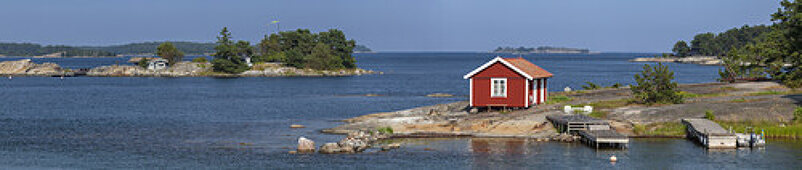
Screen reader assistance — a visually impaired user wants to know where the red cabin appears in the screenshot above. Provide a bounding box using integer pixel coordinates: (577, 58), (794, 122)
(463, 57), (553, 108)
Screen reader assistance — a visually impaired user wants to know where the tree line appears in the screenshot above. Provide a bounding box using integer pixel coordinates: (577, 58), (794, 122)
(713, 0), (802, 87)
(0, 43), (114, 57)
(0, 41), (215, 57)
(209, 27), (358, 73)
(672, 25), (772, 57)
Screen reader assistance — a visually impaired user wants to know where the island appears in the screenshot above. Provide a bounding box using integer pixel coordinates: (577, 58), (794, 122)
(353, 45), (373, 53)
(493, 46), (591, 54)
(0, 28), (379, 77)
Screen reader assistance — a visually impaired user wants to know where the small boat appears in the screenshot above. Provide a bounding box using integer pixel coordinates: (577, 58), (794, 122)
(735, 127), (765, 148)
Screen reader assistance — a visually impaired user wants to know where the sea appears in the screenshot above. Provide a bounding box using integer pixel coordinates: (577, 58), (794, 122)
(0, 53), (799, 169)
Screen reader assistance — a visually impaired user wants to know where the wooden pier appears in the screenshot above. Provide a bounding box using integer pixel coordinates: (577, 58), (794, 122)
(547, 114), (628, 149)
(681, 118), (736, 149)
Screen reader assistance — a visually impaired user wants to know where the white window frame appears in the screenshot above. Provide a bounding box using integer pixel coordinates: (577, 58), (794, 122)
(491, 78), (507, 97)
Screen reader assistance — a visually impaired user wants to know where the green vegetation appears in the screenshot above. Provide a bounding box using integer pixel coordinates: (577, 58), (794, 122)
(545, 95), (572, 104)
(156, 42), (184, 65)
(353, 45), (372, 53)
(710, 0), (802, 87)
(137, 58), (150, 68)
(633, 122), (686, 136)
(0, 42), (215, 57)
(672, 40), (691, 57)
(0, 43), (114, 57)
(677, 25), (771, 57)
(704, 110), (715, 121)
(588, 98), (634, 109)
(748, 90), (784, 96)
(256, 29), (357, 70)
(581, 82), (600, 90)
(718, 121), (802, 138)
(631, 63), (684, 105)
(493, 46), (590, 54)
(587, 111), (608, 119)
(192, 57), (208, 63)
(377, 127), (394, 134)
(84, 41), (215, 55)
(794, 107), (802, 124)
(211, 27), (251, 74)
(729, 98), (748, 103)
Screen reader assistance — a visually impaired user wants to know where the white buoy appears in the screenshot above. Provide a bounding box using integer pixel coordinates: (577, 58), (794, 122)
(610, 155), (617, 162)
(8, 76), (11, 79)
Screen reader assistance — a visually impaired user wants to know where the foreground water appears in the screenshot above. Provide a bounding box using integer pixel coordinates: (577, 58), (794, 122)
(1, 53), (799, 168)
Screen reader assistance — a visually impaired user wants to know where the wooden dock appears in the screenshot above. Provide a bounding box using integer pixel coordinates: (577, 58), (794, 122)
(681, 118), (736, 149)
(547, 114), (628, 149)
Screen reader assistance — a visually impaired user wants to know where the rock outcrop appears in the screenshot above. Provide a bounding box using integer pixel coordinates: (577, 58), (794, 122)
(630, 56), (722, 65)
(0, 59), (67, 76)
(86, 62), (377, 77)
(87, 62), (212, 77)
(297, 137), (315, 153)
(318, 130), (391, 154)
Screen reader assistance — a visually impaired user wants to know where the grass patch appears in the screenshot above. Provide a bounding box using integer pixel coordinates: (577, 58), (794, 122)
(678, 91), (727, 99)
(377, 127), (394, 134)
(730, 98), (747, 103)
(587, 111), (608, 119)
(633, 122), (686, 136)
(545, 95), (572, 104)
(748, 90), (784, 96)
(717, 121), (802, 138)
(719, 86), (737, 91)
(588, 98), (634, 109)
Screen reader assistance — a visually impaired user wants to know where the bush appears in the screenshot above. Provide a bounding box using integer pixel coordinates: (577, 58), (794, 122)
(631, 63), (684, 105)
(192, 57), (208, 63)
(610, 83), (623, 88)
(581, 82), (600, 90)
(794, 107), (802, 124)
(211, 58), (249, 74)
(137, 58), (150, 68)
(377, 127), (393, 134)
(704, 110), (715, 121)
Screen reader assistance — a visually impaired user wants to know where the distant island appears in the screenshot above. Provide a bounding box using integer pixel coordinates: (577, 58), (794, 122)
(493, 46), (591, 54)
(353, 45), (372, 53)
(0, 41), (215, 57)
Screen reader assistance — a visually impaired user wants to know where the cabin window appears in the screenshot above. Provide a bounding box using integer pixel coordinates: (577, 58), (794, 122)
(491, 78), (506, 97)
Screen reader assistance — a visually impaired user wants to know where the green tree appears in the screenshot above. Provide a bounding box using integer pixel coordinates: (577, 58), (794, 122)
(211, 27), (249, 74)
(256, 29), (357, 69)
(672, 41), (691, 57)
(772, 0), (802, 87)
(631, 63), (684, 104)
(156, 42), (185, 65)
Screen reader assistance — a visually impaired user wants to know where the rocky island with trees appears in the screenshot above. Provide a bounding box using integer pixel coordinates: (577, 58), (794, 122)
(0, 27), (377, 77)
(493, 46), (591, 54)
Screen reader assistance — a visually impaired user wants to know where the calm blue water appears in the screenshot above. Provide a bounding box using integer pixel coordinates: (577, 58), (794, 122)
(1, 53), (799, 169)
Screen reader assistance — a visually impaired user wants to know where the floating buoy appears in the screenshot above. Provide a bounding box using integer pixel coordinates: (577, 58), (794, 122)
(7, 76), (11, 79)
(610, 155), (617, 162)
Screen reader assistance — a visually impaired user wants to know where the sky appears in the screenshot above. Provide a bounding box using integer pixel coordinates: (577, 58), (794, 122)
(0, 0), (782, 52)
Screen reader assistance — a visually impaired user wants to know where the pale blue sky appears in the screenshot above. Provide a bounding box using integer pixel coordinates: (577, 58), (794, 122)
(0, 0), (781, 52)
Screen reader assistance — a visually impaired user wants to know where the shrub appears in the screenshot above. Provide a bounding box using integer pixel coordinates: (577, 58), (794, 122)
(137, 58), (150, 68)
(377, 127), (394, 134)
(610, 83), (623, 88)
(192, 57), (208, 63)
(581, 82), (600, 90)
(704, 110), (715, 121)
(794, 107), (802, 124)
(631, 63), (684, 105)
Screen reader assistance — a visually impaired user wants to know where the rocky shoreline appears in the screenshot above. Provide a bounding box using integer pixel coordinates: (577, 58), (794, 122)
(630, 56), (722, 65)
(323, 81), (798, 140)
(0, 59), (378, 77)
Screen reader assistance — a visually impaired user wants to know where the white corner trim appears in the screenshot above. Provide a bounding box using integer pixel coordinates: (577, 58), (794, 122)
(463, 56), (534, 80)
(490, 78), (507, 97)
(469, 78), (474, 107)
